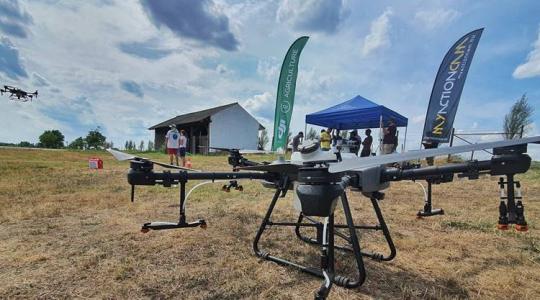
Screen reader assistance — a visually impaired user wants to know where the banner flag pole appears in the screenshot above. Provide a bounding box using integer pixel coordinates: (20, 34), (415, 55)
(421, 28), (484, 147)
(271, 36), (309, 153)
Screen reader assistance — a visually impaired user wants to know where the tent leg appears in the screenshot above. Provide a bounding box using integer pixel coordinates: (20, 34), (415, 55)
(379, 115), (383, 155)
(403, 126), (408, 153)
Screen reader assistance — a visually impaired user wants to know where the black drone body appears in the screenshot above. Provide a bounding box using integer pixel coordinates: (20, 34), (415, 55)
(1, 85), (38, 102)
(108, 136), (540, 300)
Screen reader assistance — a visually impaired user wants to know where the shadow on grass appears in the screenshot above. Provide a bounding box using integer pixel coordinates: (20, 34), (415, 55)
(255, 224), (470, 299)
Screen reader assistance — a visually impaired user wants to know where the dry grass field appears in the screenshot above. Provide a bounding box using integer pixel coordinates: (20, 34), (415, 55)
(1, 148), (539, 299)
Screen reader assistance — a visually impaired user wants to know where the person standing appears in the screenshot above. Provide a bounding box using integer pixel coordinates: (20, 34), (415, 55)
(361, 129), (373, 157)
(178, 130), (188, 167)
(332, 129), (343, 161)
(382, 119), (397, 155)
(292, 131), (303, 152)
(165, 124), (180, 166)
(320, 129), (331, 151)
(349, 130), (361, 155)
(422, 140), (439, 166)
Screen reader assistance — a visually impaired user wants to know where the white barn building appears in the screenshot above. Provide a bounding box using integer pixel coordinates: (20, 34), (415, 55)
(149, 103), (265, 154)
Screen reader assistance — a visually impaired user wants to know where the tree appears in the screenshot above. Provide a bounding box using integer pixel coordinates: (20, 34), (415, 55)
(139, 140), (145, 151)
(86, 128), (107, 149)
(124, 141), (129, 150)
(39, 130), (64, 148)
(18, 141), (33, 147)
(306, 127), (319, 140)
(147, 140), (154, 151)
(503, 94), (533, 139)
(258, 129), (269, 150)
(68, 137), (85, 150)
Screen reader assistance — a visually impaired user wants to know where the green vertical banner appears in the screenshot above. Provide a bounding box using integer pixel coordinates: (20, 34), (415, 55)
(271, 36), (309, 152)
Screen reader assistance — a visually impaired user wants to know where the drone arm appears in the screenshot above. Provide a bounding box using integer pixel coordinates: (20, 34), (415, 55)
(381, 154), (531, 182)
(381, 160), (490, 182)
(128, 168), (277, 187)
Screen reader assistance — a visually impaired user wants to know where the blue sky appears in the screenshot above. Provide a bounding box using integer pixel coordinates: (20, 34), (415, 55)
(0, 0), (539, 157)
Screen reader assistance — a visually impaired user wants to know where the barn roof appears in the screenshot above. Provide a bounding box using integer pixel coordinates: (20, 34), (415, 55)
(149, 102), (265, 130)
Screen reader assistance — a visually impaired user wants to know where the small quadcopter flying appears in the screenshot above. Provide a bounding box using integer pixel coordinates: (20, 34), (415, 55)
(1, 85), (38, 102)
(109, 136), (540, 299)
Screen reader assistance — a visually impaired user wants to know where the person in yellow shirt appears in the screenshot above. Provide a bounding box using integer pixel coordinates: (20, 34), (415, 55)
(320, 129), (331, 151)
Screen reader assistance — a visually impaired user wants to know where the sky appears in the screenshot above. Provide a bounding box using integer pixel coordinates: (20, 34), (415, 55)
(0, 0), (539, 158)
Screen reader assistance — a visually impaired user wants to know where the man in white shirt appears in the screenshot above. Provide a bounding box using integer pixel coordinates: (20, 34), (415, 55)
(178, 130), (188, 167)
(165, 124), (180, 166)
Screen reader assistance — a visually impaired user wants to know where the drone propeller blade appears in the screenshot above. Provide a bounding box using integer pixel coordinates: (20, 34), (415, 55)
(199, 145), (274, 154)
(151, 161), (201, 172)
(239, 149), (275, 154)
(211, 146), (237, 151)
(107, 148), (136, 161)
(106, 148), (200, 171)
(199, 145), (238, 151)
(328, 136), (540, 173)
(237, 163), (300, 173)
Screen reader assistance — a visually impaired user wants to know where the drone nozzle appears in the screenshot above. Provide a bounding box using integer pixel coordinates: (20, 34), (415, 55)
(515, 224), (528, 232)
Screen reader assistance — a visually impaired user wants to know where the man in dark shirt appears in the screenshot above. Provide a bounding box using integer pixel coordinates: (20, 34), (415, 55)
(422, 140), (439, 166)
(382, 119), (397, 154)
(361, 129), (373, 157)
(348, 130), (361, 155)
(292, 131), (303, 152)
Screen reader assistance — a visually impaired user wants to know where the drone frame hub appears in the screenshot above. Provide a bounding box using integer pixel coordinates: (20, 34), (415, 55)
(295, 167), (346, 217)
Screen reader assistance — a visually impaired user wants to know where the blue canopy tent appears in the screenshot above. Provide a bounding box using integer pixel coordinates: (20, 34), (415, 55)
(305, 95), (408, 152)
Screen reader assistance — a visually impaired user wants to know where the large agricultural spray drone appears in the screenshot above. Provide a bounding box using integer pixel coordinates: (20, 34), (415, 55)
(109, 136), (539, 299)
(1, 85), (38, 102)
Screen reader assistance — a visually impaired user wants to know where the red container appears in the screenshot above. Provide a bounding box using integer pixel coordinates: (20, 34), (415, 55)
(89, 157), (103, 169)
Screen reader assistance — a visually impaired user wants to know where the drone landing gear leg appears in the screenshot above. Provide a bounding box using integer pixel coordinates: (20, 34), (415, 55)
(296, 192), (396, 263)
(497, 175), (527, 232)
(315, 214), (335, 300)
(253, 189), (341, 299)
(253, 192), (367, 298)
(417, 180), (444, 218)
(142, 179), (206, 232)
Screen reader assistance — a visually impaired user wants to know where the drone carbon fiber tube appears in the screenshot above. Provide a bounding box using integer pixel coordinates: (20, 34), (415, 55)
(381, 160), (490, 182)
(128, 169), (277, 186)
(380, 154), (531, 182)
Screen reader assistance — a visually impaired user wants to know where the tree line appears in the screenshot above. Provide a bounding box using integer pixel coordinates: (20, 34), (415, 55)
(5, 125), (156, 152)
(5, 127), (108, 150)
(2, 94), (533, 151)
(124, 140), (155, 152)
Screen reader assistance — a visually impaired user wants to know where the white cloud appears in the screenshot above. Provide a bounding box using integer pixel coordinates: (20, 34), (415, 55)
(242, 91), (273, 114)
(215, 64), (229, 74)
(241, 92), (275, 135)
(412, 115), (425, 124)
(513, 27), (540, 79)
(414, 9), (460, 30)
(256, 58), (279, 81)
(6, 1), (222, 145)
(361, 8), (393, 57)
(276, 0), (348, 34)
